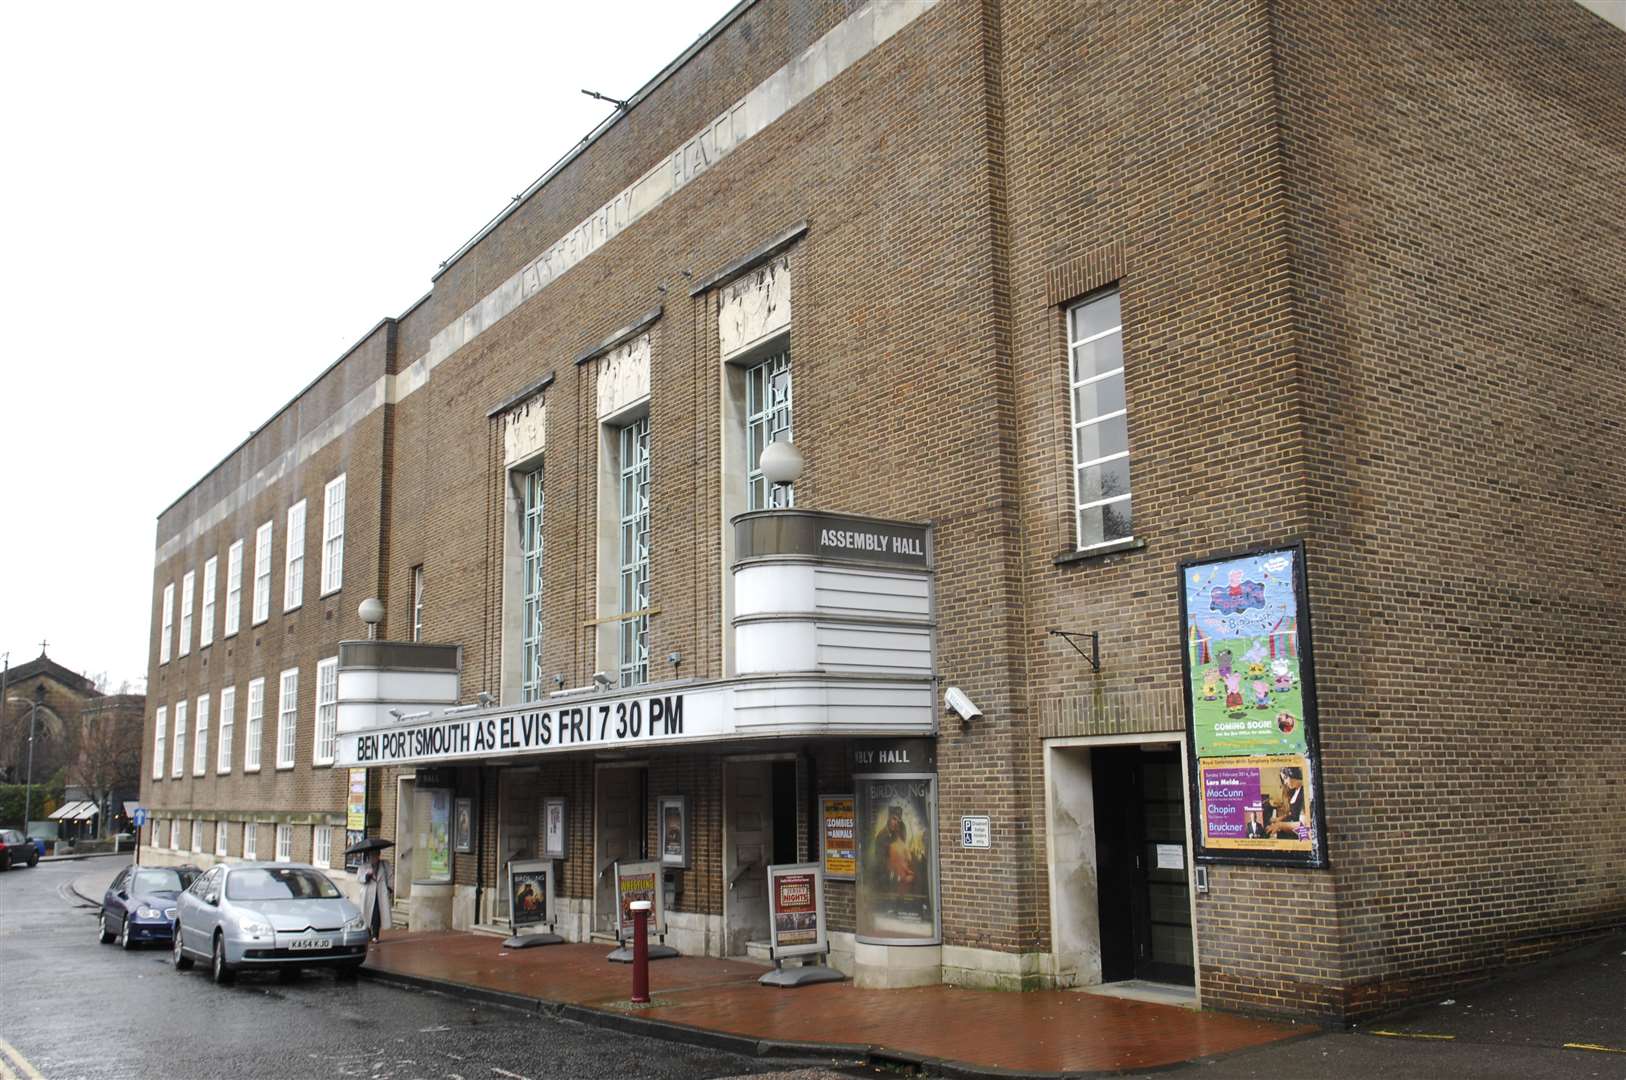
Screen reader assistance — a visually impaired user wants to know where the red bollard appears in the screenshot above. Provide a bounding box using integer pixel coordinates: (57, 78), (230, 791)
(630, 900), (651, 1004)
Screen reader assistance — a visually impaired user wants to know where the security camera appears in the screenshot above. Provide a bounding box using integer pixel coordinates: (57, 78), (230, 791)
(944, 686), (983, 722)
(477, 691), (497, 707)
(592, 671), (615, 689)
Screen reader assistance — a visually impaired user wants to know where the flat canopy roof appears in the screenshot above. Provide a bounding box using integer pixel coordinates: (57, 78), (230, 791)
(49, 800), (98, 821)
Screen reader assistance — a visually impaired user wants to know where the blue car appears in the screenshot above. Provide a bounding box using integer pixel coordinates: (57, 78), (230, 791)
(99, 864), (200, 949)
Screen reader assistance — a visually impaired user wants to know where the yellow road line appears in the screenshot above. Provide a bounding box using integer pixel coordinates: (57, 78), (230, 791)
(0, 1038), (43, 1080)
(1565, 1042), (1626, 1054)
(1369, 1030), (1456, 1041)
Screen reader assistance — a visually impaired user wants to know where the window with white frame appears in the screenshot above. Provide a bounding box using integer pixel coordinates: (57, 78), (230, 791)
(170, 700), (187, 778)
(243, 822), (258, 860)
(520, 469), (545, 701)
(192, 693), (210, 776)
(312, 825), (331, 869)
(224, 539), (243, 636)
(217, 686), (235, 773)
(151, 820), (162, 848)
(200, 556), (217, 648)
(160, 583), (174, 664)
(275, 823), (292, 863)
(169, 820), (181, 850)
(320, 474), (346, 595)
(245, 677), (264, 772)
(1067, 289), (1134, 550)
(215, 819), (228, 857)
(745, 350), (793, 510)
(411, 565), (425, 643)
(191, 819), (203, 854)
(152, 706), (167, 781)
(284, 499), (306, 611)
(618, 418), (650, 686)
(276, 668), (298, 769)
(314, 656), (337, 765)
(178, 570), (195, 657)
(252, 520), (273, 624)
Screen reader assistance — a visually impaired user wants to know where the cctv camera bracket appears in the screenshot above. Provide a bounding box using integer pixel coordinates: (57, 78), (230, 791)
(1047, 628), (1100, 673)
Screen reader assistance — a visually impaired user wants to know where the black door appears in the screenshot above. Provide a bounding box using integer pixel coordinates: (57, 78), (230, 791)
(1091, 746), (1195, 985)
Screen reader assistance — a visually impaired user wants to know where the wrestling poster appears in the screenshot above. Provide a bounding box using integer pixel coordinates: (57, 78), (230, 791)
(1180, 542), (1328, 868)
(768, 866), (822, 952)
(854, 776), (940, 944)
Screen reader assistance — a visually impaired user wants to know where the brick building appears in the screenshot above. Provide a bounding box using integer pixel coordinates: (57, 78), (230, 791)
(138, 0), (1625, 1021)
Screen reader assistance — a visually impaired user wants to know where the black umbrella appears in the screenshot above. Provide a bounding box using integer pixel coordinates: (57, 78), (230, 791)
(344, 836), (396, 856)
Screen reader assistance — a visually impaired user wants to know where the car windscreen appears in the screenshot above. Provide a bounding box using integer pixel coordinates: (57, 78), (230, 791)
(133, 869), (189, 894)
(225, 868), (341, 901)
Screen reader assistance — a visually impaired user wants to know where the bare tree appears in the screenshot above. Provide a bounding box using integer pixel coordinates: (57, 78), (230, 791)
(72, 705), (141, 835)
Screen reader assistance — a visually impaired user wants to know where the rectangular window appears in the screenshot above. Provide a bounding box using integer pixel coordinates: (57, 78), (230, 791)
(152, 706), (167, 781)
(216, 820), (228, 857)
(252, 520), (273, 625)
(217, 686), (235, 773)
(151, 820), (162, 849)
(245, 677), (264, 772)
(411, 565), (425, 643)
(746, 350), (794, 510)
(312, 826), (331, 869)
(284, 499), (306, 611)
(178, 571), (195, 657)
(191, 820), (203, 854)
(224, 540), (243, 636)
(171, 700), (188, 778)
(314, 656), (338, 765)
(170, 820), (181, 850)
(276, 667), (298, 769)
(618, 418), (650, 687)
(193, 693), (210, 776)
(321, 474), (346, 595)
(200, 556), (217, 648)
(1067, 289), (1132, 549)
(243, 822), (257, 861)
(275, 824), (292, 863)
(160, 583), (174, 664)
(521, 469), (545, 701)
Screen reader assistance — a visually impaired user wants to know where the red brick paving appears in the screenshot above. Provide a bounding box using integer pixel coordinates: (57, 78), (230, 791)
(367, 930), (1304, 1073)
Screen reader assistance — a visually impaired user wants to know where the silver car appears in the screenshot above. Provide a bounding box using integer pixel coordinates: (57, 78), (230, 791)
(172, 862), (369, 984)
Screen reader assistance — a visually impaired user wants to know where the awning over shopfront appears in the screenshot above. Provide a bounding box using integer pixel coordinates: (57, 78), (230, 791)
(49, 800), (99, 821)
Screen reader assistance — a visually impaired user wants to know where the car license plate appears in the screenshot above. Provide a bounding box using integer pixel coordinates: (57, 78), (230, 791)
(289, 937), (332, 951)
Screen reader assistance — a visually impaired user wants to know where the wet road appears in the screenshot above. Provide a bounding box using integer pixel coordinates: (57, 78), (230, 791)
(0, 857), (848, 1080)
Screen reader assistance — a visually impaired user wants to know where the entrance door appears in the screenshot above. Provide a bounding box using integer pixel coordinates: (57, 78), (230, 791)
(394, 777), (415, 902)
(594, 765), (645, 934)
(1091, 746), (1194, 985)
(723, 760), (771, 956)
(495, 769), (538, 922)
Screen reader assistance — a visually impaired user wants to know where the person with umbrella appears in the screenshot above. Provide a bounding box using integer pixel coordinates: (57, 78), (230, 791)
(348, 837), (395, 942)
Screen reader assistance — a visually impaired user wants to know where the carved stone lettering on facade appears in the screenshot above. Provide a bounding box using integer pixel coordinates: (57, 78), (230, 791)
(503, 395), (547, 467)
(720, 256), (792, 360)
(597, 333), (651, 419)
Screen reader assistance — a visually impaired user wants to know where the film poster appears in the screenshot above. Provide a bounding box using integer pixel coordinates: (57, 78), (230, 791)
(616, 861), (659, 939)
(771, 871), (819, 948)
(510, 863), (549, 929)
(854, 776), (938, 943)
(820, 796), (856, 880)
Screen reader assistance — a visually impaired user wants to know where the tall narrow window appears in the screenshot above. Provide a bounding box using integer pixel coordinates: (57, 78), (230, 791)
(200, 556), (217, 648)
(170, 700), (188, 778)
(411, 565), (426, 643)
(245, 677), (264, 772)
(217, 686), (235, 773)
(314, 656), (338, 765)
(1067, 289), (1133, 550)
(192, 693), (210, 776)
(191, 820), (203, 854)
(178, 571), (195, 657)
(521, 469), (545, 701)
(243, 822), (258, 861)
(159, 583), (174, 664)
(284, 499), (306, 611)
(275, 823), (293, 863)
(224, 539), (243, 636)
(152, 706), (167, 781)
(215, 820), (228, 857)
(276, 667), (298, 769)
(170, 820), (181, 850)
(618, 418), (651, 686)
(252, 520), (273, 625)
(312, 826), (331, 869)
(321, 474), (346, 595)
(746, 350), (793, 510)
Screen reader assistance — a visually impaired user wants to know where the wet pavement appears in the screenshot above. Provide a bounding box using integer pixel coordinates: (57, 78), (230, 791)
(0, 857), (851, 1080)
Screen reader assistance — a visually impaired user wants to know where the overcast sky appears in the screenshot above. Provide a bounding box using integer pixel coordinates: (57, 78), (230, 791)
(0, 1), (738, 692)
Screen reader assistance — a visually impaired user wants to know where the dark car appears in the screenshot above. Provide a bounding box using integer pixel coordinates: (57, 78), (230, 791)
(0, 829), (40, 870)
(98, 864), (201, 949)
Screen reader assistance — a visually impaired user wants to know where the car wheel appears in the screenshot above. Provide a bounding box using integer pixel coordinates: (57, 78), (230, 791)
(171, 925), (193, 970)
(26, 852), (37, 868)
(211, 934), (236, 985)
(0, 852), (10, 871)
(99, 913), (116, 944)
(118, 917), (135, 950)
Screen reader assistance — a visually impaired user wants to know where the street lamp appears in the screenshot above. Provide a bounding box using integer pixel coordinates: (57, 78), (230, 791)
(6, 685), (46, 832)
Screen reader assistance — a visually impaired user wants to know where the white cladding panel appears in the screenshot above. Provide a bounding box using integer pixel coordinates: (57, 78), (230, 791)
(813, 567), (930, 621)
(734, 563), (817, 618)
(815, 623), (932, 674)
(735, 618), (818, 674)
